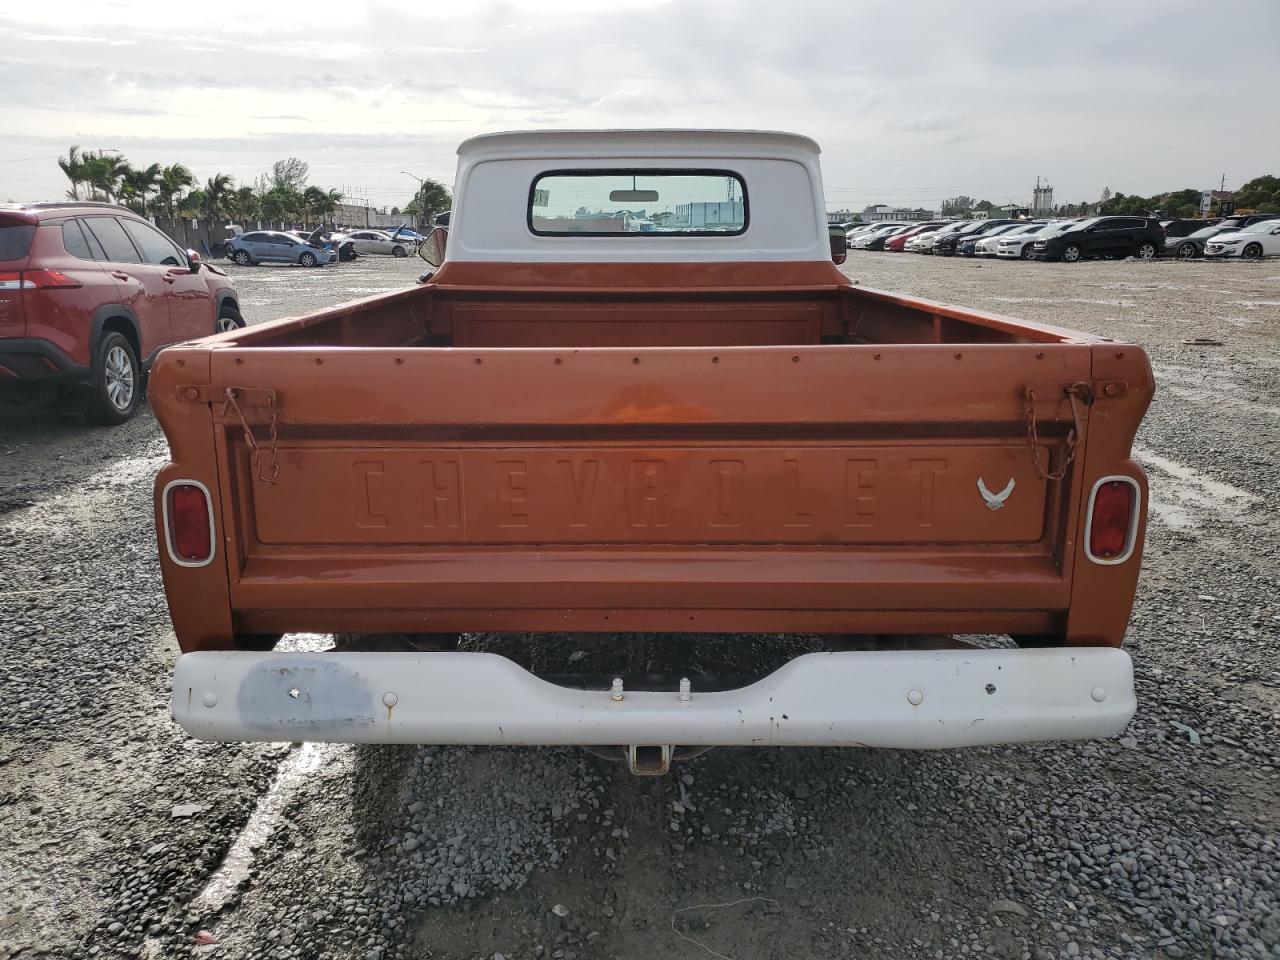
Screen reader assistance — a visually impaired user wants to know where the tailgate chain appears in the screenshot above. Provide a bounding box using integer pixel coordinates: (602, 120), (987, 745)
(1025, 381), (1092, 481)
(221, 387), (280, 485)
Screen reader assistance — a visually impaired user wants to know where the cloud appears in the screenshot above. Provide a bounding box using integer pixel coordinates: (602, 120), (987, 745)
(3, 0), (1279, 209)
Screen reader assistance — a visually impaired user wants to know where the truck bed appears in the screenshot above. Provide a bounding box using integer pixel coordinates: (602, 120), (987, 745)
(151, 261), (1152, 653)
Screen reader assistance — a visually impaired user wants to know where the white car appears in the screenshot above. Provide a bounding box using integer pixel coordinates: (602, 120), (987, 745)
(1203, 219), (1280, 260)
(996, 220), (1078, 259)
(342, 229), (416, 258)
(973, 222), (1045, 256)
(850, 224), (907, 248)
(907, 221), (969, 253)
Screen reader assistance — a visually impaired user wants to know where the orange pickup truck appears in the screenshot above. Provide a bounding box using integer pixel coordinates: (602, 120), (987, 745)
(154, 131), (1152, 773)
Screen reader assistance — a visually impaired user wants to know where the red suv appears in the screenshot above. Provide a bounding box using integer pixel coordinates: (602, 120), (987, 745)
(0, 202), (243, 424)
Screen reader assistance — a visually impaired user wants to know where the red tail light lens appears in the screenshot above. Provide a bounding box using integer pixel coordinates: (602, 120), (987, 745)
(165, 482), (214, 565)
(22, 269), (83, 289)
(1087, 478), (1138, 563)
(0, 270), (83, 290)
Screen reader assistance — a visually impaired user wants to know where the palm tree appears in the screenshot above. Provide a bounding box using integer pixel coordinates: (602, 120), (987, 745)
(120, 162), (162, 215)
(202, 174), (234, 221)
(301, 185), (327, 223)
(82, 152), (129, 202)
(226, 186), (260, 222)
(323, 188), (343, 220)
(155, 164), (195, 218)
(58, 146), (87, 200)
(407, 178), (452, 222)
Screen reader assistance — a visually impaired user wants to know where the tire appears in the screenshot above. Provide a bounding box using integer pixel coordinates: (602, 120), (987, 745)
(1243, 243), (1264, 261)
(300, 251), (318, 267)
(391, 245), (407, 258)
(1061, 243), (1082, 263)
(1176, 242), (1196, 259)
(217, 305), (246, 334)
(86, 330), (140, 425)
(1135, 241), (1158, 260)
(1020, 244), (1035, 260)
(231, 250), (252, 266)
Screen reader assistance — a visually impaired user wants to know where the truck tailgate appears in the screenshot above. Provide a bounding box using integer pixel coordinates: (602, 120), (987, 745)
(185, 341), (1097, 637)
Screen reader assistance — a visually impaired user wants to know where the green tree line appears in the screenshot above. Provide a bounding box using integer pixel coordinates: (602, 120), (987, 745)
(57, 146), (345, 222)
(1100, 176), (1280, 218)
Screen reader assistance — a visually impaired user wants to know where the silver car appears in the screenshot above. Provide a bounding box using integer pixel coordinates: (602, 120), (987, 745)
(342, 229), (415, 258)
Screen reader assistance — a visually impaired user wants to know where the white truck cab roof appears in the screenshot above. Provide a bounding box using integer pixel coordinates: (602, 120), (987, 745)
(447, 129), (830, 264)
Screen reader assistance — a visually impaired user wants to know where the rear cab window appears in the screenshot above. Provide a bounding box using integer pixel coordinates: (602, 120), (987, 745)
(529, 170), (747, 236)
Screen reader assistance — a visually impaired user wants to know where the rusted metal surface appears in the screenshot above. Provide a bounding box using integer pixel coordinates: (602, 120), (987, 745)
(151, 260), (1153, 653)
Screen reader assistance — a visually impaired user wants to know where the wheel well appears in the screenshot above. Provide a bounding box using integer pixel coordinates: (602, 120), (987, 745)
(100, 317), (140, 361)
(219, 296), (239, 316)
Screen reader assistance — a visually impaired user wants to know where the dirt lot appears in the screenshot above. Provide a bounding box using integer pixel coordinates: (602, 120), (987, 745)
(1, 252), (1277, 960)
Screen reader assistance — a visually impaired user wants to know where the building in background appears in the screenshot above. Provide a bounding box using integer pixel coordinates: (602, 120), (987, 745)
(1033, 178), (1054, 215)
(861, 204), (936, 222)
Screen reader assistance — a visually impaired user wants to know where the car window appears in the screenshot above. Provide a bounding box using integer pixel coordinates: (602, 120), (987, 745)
(240, 233), (265, 242)
(0, 223), (36, 261)
(61, 220), (98, 260)
(529, 169), (748, 236)
(83, 216), (142, 263)
(120, 219), (186, 266)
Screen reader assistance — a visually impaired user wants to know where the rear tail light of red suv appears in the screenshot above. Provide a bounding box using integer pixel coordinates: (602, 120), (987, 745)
(0, 269), (84, 290)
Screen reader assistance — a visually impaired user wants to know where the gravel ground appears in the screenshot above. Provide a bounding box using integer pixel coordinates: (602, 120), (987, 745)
(0, 252), (1277, 960)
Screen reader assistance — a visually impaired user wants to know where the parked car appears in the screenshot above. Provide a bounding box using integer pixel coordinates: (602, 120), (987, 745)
(862, 224), (916, 251)
(850, 224), (908, 249)
(907, 221), (970, 253)
(227, 230), (336, 267)
(0, 201), (243, 424)
(343, 229), (415, 257)
(1031, 216), (1165, 262)
(958, 222), (1040, 257)
(883, 222), (947, 252)
(1165, 214), (1278, 259)
(995, 220), (1077, 260)
(971, 221), (1048, 257)
(935, 220), (1022, 257)
(1204, 218), (1280, 260)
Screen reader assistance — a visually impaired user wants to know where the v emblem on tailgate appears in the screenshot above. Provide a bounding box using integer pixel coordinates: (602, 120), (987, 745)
(977, 477), (1015, 511)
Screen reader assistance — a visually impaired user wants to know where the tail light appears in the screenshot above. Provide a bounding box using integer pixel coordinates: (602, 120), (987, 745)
(163, 480), (215, 567)
(1085, 476), (1140, 564)
(0, 269), (83, 290)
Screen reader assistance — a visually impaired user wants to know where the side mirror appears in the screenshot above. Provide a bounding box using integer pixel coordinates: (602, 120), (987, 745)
(187, 249), (202, 272)
(828, 224), (847, 265)
(418, 226), (448, 268)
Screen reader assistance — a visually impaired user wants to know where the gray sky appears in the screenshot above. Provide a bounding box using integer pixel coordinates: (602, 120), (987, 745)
(2, 0), (1277, 212)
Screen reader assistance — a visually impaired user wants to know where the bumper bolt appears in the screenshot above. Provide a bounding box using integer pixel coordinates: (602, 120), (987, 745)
(1091, 686), (1107, 703)
(382, 692), (399, 708)
(202, 692), (217, 708)
(610, 678), (624, 702)
(678, 677), (692, 702)
(907, 689), (924, 706)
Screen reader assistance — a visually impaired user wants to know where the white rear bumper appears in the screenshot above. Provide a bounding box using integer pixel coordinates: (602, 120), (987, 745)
(172, 648), (1134, 749)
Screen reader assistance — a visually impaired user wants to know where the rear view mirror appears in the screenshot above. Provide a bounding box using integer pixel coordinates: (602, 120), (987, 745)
(609, 189), (659, 203)
(418, 226), (448, 268)
(829, 224), (847, 265)
(186, 249), (202, 272)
